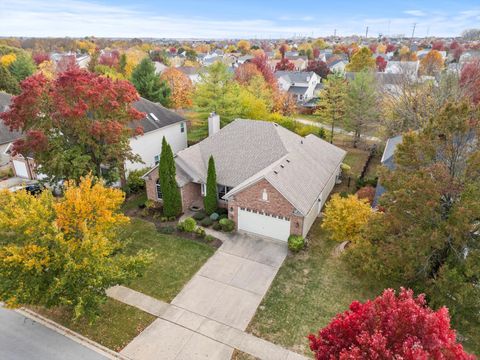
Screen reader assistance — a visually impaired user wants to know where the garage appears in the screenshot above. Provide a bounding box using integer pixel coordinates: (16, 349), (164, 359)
(13, 160), (29, 178)
(237, 207), (291, 241)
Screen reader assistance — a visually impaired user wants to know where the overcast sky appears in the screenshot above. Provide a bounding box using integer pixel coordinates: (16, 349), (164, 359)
(1, 0), (479, 38)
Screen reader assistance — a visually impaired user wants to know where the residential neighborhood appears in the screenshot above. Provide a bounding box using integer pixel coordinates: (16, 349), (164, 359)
(0, 1), (480, 360)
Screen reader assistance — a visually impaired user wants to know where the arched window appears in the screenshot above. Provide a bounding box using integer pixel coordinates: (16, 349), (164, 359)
(156, 179), (163, 200)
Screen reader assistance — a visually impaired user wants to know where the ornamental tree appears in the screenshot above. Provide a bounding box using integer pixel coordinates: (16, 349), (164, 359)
(0, 69), (144, 184)
(321, 194), (374, 243)
(375, 55), (387, 72)
(0, 175), (151, 320)
(308, 288), (474, 360)
(159, 137), (182, 217)
(346, 47), (375, 72)
(204, 155), (217, 215)
(131, 57), (170, 106)
(160, 67), (193, 109)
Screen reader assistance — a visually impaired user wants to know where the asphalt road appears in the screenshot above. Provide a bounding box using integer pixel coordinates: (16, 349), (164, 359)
(0, 307), (107, 360)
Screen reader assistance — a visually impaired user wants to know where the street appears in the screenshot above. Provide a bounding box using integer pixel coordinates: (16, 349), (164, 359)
(0, 307), (107, 360)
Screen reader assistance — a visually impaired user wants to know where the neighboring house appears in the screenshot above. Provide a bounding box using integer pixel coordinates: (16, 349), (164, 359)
(384, 61), (419, 78)
(143, 115), (346, 241)
(327, 57), (348, 73)
(372, 134), (403, 207)
(8, 97), (188, 178)
(154, 62), (168, 75)
(268, 58), (307, 71)
(177, 66), (203, 84)
(275, 71), (322, 104)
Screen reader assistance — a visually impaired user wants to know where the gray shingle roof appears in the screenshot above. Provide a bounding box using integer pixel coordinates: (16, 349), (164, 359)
(176, 119), (346, 215)
(288, 86), (308, 95)
(275, 71), (316, 83)
(381, 135), (403, 168)
(131, 98), (185, 134)
(0, 92), (22, 145)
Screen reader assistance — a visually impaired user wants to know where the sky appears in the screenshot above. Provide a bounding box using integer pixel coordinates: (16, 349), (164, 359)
(1, 0), (479, 39)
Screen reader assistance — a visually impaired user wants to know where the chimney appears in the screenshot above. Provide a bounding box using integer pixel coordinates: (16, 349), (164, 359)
(208, 112), (220, 136)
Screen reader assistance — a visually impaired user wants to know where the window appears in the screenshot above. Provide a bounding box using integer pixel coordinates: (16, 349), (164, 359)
(156, 179), (163, 200)
(180, 122), (185, 133)
(262, 189), (268, 201)
(154, 154), (160, 165)
(217, 185), (233, 200)
(201, 183), (206, 196)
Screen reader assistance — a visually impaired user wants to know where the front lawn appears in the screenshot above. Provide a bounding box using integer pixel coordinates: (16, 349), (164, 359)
(120, 218), (215, 301)
(247, 220), (381, 356)
(33, 217), (215, 351)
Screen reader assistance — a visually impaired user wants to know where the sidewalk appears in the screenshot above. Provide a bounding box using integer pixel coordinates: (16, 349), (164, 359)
(108, 286), (307, 360)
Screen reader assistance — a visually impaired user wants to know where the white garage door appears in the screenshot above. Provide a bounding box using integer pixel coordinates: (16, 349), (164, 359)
(238, 208), (291, 241)
(13, 160), (29, 178)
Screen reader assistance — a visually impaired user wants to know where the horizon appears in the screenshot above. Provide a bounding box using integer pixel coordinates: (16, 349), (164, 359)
(1, 0), (479, 39)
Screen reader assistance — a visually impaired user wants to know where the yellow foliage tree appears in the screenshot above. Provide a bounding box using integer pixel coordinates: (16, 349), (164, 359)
(321, 194), (374, 243)
(237, 40), (251, 54)
(419, 50), (444, 76)
(160, 67), (194, 109)
(0, 175), (150, 319)
(37, 60), (56, 80)
(377, 43), (387, 54)
(345, 47), (375, 72)
(76, 40), (97, 55)
(124, 48), (148, 78)
(313, 38), (328, 50)
(0, 53), (17, 67)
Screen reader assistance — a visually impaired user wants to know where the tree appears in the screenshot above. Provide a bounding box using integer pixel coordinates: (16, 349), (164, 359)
(99, 50), (120, 68)
(234, 63), (262, 85)
(315, 72), (347, 143)
(275, 58), (295, 71)
(33, 52), (50, 66)
(375, 55), (387, 72)
(56, 55), (78, 73)
(160, 67), (193, 109)
(237, 40), (251, 54)
(158, 137), (182, 217)
(87, 48), (100, 72)
(250, 53), (276, 87)
(432, 40), (445, 51)
(346, 47), (375, 72)
(345, 71), (379, 147)
(460, 59), (480, 105)
(37, 60), (56, 80)
(306, 60), (330, 78)
(119, 53), (127, 76)
(0, 65), (20, 94)
(9, 54), (35, 82)
(350, 102), (480, 339)
(193, 61), (239, 121)
(308, 288), (474, 360)
(204, 155), (217, 215)
(377, 43), (387, 54)
(0, 174), (151, 320)
(0, 53), (16, 67)
(0, 69), (144, 184)
(131, 58), (170, 106)
(321, 194), (373, 243)
(420, 50), (444, 76)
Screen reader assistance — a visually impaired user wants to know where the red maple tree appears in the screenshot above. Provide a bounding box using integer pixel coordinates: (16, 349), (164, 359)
(275, 58), (295, 71)
(250, 53), (276, 86)
(460, 59), (480, 105)
(308, 288), (474, 360)
(306, 60), (330, 78)
(33, 52), (50, 65)
(376, 56), (387, 72)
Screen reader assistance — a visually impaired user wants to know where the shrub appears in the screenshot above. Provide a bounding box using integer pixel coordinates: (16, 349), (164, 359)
(176, 222), (184, 232)
(193, 211), (207, 221)
(195, 226), (206, 238)
(160, 216), (168, 222)
(339, 191), (349, 198)
(216, 207), (228, 215)
(218, 214), (228, 220)
(182, 217), (196, 232)
(356, 186), (376, 205)
(200, 217), (213, 227)
(212, 222), (222, 231)
(125, 168), (148, 194)
(288, 235), (305, 252)
(219, 218), (235, 232)
(158, 225), (175, 234)
(209, 212), (219, 221)
(356, 176), (378, 189)
(168, 216), (176, 222)
(205, 234), (215, 242)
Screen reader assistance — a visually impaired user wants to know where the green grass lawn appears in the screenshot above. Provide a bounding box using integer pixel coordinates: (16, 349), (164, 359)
(33, 217), (215, 351)
(119, 218), (215, 301)
(247, 221), (381, 356)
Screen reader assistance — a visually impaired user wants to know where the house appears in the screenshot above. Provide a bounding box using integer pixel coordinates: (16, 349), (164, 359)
(327, 57), (348, 73)
(177, 66), (203, 84)
(372, 134), (403, 207)
(7, 97), (188, 178)
(275, 71), (322, 104)
(143, 115), (346, 241)
(385, 61), (419, 78)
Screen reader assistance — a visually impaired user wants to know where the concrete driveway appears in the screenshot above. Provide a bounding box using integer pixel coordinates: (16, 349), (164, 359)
(172, 232), (287, 330)
(121, 233), (288, 360)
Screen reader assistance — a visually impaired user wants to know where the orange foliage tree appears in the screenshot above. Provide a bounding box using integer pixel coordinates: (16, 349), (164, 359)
(160, 67), (193, 109)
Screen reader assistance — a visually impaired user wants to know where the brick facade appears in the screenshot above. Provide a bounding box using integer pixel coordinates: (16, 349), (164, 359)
(227, 178), (304, 236)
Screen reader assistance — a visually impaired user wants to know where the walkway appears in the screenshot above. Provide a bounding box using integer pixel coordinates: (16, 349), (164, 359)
(108, 233), (308, 360)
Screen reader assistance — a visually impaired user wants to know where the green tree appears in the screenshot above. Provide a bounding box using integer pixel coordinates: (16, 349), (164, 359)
(0, 175), (151, 320)
(345, 47), (375, 72)
(204, 155), (217, 215)
(193, 62), (240, 123)
(315, 72), (348, 143)
(344, 71), (379, 147)
(349, 101), (480, 341)
(9, 54), (35, 82)
(131, 58), (171, 106)
(119, 53), (127, 75)
(159, 137), (182, 217)
(0, 65), (20, 94)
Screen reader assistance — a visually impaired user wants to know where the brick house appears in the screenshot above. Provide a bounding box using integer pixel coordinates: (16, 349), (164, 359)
(143, 115), (346, 241)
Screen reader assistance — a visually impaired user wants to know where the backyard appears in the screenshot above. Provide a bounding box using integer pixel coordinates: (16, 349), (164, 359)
(33, 217), (215, 351)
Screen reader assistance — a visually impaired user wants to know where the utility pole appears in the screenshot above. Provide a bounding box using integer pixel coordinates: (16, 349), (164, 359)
(365, 26), (369, 40)
(410, 23), (417, 45)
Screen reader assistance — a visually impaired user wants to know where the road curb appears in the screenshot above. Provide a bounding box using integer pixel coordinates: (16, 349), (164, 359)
(15, 307), (131, 360)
